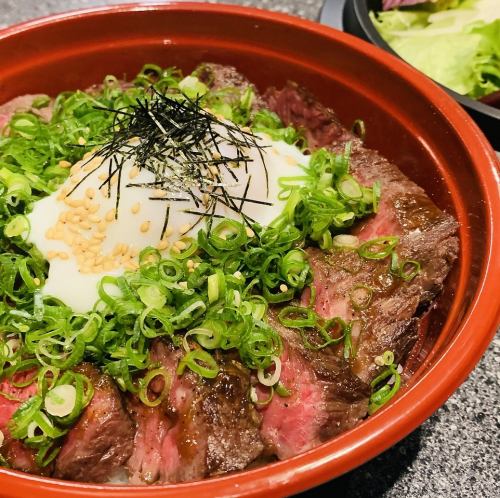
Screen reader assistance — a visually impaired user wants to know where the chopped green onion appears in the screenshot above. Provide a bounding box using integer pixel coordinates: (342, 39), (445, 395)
(138, 368), (170, 407)
(349, 285), (373, 310)
(209, 220), (247, 251)
(44, 384), (76, 417)
(400, 260), (421, 282)
(358, 236), (399, 260)
(257, 356), (281, 387)
(177, 349), (219, 379)
(249, 385), (275, 406)
(4, 214), (30, 239)
(338, 174), (363, 200)
(278, 306), (317, 328)
(332, 234), (359, 249)
(207, 270), (226, 304)
(382, 350), (395, 366)
(275, 381), (292, 397)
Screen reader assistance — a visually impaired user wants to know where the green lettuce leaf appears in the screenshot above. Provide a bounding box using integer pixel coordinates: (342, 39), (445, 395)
(371, 0), (500, 98)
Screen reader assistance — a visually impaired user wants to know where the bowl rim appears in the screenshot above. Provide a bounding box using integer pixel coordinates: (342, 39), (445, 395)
(0, 2), (499, 497)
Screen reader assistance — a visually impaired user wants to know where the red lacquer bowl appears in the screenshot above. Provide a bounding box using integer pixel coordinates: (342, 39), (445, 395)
(0, 3), (498, 497)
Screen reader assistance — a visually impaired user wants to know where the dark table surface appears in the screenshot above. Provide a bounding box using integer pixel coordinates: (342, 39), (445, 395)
(0, 1), (498, 497)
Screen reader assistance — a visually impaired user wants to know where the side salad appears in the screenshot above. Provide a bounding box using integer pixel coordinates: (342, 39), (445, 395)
(371, 0), (500, 100)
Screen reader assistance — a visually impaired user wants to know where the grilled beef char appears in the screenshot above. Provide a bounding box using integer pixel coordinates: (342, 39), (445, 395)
(261, 312), (370, 459)
(264, 82), (459, 383)
(126, 340), (263, 484)
(53, 363), (134, 482)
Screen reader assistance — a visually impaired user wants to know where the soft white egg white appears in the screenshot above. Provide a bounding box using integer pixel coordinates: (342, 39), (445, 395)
(27, 132), (310, 312)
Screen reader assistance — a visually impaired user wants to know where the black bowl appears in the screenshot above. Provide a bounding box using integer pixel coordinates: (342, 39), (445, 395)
(321, 0), (500, 149)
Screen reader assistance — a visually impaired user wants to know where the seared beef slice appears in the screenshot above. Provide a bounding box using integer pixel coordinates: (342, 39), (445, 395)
(54, 363), (134, 482)
(127, 340), (263, 484)
(261, 312), (370, 459)
(0, 375), (51, 475)
(266, 83), (459, 383)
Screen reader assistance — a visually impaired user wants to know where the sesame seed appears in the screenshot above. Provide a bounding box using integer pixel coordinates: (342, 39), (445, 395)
(164, 227), (174, 237)
(89, 215), (101, 224)
(45, 228), (55, 240)
(58, 160), (72, 168)
(129, 247), (139, 258)
(59, 252), (69, 260)
(140, 221), (151, 233)
(66, 198), (83, 208)
(179, 281), (188, 289)
(78, 137), (86, 146)
(208, 165), (219, 176)
(187, 259), (194, 269)
(179, 223), (191, 235)
(174, 240), (187, 250)
(64, 234), (75, 246)
(171, 246), (181, 254)
(79, 221), (92, 230)
(103, 261), (114, 271)
(98, 172), (108, 181)
(88, 203), (100, 214)
(374, 355), (385, 366)
(111, 175), (118, 186)
(70, 163), (82, 175)
(33, 277), (41, 286)
(157, 240), (169, 251)
(202, 193), (210, 205)
(286, 155), (297, 166)
(83, 156), (103, 173)
(188, 268), (195, 273)
(242, 126), (251, 133)
(112, 245), (122, 256)
(129, 166), (139, 179)
(212, 151), (221, 160)
(233, 271), (242, 278)
(97, 221), (107, 232)
(93, 231), (106, 240)
(131, 202), (141, 214)
(153, 189), (166, 198)
(86, 188), (95, 199)
(105, 209), (116, 222)
(47, 251), (58, 260)
(279, 284), (288, 292)
(245, 227), (255, 238)
(193, 262), (201, 269)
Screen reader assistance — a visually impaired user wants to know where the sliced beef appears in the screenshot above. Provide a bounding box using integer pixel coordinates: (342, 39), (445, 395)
(265, 83), (459, 384)
(53, 363), (134, 483)
(174, 355), (263, 480)
(0, 95), (53, 131)
(260, 311), (370, 459)
(127, 339), (263, 483)
(263, 82), (355, 149)
(195, 62), (265, 111)
(126, 395), (171, 484)
(126, 340), (190, 485)
(0, 373), (50, 475)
